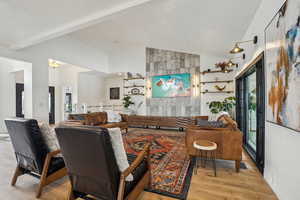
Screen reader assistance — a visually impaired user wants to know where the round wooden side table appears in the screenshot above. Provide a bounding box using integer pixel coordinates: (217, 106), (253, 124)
(193, 140), (217, 177)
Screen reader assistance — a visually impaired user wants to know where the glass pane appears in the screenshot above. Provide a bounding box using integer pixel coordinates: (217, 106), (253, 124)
(246, 71), (257, 151)
(21, 91), (24, 115)
(49, 93), (51, 113)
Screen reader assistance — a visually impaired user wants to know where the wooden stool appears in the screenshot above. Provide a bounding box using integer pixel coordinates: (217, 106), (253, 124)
(193, 140), (217, 177)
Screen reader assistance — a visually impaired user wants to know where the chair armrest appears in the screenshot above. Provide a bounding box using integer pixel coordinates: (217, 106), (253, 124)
(47, 150), (61, 158)
(122, 143), (150, 178)
(117, 143), (151, 200)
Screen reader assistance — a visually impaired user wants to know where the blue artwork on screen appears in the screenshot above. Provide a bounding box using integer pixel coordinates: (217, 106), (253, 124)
(152, 73), (191, 98)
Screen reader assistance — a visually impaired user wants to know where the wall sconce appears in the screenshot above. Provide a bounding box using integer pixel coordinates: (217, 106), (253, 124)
(229, 36), (258, 54)
(146, 79), (152, 98)
(193, 74), (200, 97)
(227, 54), (246, 68)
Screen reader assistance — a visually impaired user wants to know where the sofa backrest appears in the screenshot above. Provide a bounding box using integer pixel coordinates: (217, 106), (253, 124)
(68, 112), (108, 125)
(55, 126), (120, 200)
(5, 118), (49, 174)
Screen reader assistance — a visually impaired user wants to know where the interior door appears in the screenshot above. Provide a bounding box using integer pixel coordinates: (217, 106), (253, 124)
(49, 86), (55, 124)
(16, 83), (24, 118)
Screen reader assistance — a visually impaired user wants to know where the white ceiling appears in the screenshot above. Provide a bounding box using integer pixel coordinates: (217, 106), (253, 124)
(0, 0), (151, 48)
(0, 0), (261, 57)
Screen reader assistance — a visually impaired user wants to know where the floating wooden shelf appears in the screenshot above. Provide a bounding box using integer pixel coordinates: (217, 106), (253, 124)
(124, 77), (145, 81)
(200, 80), (233, 84)
(200, 69), (233, 74)
(124, 85), (145, 88)
(126, 93), (145, 96)
(201, 91), (234, 94)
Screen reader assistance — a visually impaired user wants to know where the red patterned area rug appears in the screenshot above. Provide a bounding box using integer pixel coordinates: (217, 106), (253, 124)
(123, 128), (194, 200)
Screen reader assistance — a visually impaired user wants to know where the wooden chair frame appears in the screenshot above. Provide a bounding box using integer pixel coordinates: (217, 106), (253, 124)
(67, 143), (151, 200)
(11, 150), (67, 198)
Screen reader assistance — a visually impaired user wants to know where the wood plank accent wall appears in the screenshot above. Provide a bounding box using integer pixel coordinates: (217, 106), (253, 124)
(145, 47), (201, 116)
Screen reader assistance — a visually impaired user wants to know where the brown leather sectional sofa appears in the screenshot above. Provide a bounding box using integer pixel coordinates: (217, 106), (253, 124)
(186, 115), (243, 172)
(68, 112), (209, 131)
(68, 112), (129, 132)
(124, 115), (208, 130)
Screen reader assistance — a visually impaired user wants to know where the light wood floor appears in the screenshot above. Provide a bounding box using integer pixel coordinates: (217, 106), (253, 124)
(0, 132), (278, 200)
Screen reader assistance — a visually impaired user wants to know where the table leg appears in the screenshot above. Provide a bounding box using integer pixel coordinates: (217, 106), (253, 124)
(212, 150), (217, 177)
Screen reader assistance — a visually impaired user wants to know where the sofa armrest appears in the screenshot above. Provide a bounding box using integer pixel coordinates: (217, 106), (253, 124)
(185, 128), (242, 161)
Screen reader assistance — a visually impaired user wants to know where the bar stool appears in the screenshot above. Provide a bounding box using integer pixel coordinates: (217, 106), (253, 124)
(193, 139), (217, 176)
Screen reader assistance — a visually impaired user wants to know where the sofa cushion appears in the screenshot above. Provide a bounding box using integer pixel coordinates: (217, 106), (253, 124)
(106, 110), (122, 123)
(47, 157), (65, 175)
(124, 154), (148, 197)
(108, 128), (133, 181)
(99, 122), (128, 129)
(38, 122), (62, 157)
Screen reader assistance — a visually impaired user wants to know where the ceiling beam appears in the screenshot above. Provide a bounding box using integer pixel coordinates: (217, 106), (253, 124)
(11, 0), (153, 50)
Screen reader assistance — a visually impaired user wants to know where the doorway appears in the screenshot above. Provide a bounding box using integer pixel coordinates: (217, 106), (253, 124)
(236, 53), (265, 174)
(16, 83), (55, 124)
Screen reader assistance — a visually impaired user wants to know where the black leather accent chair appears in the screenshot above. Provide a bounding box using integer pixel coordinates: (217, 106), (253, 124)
(55, 126), (151, 200)
(5, 118), (67, 198)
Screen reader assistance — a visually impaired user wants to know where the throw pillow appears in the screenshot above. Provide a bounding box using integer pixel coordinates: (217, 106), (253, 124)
(38, 122), (62, 157)
(106, 110), (122, 123)
(108, 128), (133, 181)
(197, 119), (225, 128)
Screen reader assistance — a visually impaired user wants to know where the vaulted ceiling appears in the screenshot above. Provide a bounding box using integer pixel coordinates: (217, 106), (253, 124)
(0, 0), (261, 56)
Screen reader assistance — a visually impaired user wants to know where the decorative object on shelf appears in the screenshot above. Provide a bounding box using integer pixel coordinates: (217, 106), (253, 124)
(110, 87), (120, 100)
(122, 96), (134, 108)
(207, 97), (236, 117)
(265, 0), (300, 132)
(215, 62), (228, 71)
(214, 85), (226, 91)
(229, 36), (258, 54)
(131, 88), (140, 95)
(127, 72), (133, 78)
(136, 73), (143, 78)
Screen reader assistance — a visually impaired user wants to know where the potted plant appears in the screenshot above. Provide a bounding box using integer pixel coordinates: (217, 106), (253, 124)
(207, 96), (236, 119)
(122, 95), (135, 114)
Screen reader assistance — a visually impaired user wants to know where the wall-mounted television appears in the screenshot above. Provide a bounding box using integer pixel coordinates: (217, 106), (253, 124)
(152, 73), (191, 98)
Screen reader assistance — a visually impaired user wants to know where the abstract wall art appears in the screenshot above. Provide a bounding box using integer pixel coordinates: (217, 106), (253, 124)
(265, 0), (300, 132)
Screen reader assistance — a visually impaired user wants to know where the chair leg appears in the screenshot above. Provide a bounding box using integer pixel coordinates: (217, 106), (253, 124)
(36, 173), (47, 198)
(235, 160), (241, 173)
(11, 166), (22, 186)
(67, 185), (75, 200)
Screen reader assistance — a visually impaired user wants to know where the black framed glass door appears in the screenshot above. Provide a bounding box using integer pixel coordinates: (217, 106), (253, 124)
(236, 54), (265, 174)
(16, 83), (55, 124)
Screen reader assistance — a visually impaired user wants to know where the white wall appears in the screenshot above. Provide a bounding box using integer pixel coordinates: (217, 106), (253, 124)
(238, 0), (300, 199)
(0, 57), (32, 133)
(78, 72), (106, 112)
